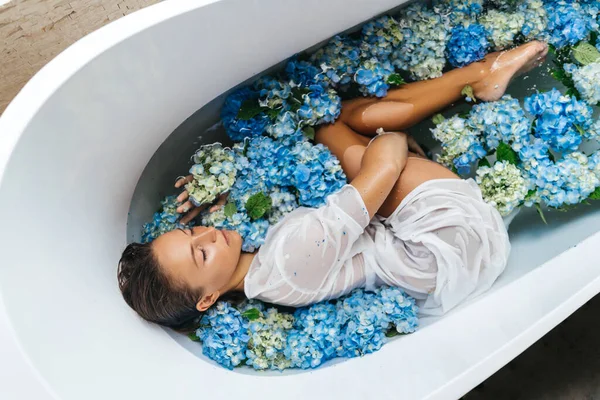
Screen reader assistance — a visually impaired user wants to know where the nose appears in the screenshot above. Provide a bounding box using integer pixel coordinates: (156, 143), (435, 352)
(191, 226), (217, 243)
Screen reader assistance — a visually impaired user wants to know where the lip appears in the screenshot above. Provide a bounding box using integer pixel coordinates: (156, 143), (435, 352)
(221, 230), (229, 246)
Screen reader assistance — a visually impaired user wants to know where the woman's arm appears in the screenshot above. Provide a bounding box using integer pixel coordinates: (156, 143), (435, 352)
(349, 131), (408, 219)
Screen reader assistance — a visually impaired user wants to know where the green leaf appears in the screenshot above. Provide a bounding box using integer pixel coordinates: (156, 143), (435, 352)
(525, 189), (537, 201)
(245, 192), (272, 220)
(575, 124), (586, 136)
(223, 202), (237, 218)
(458, 111), (471, 119)
(535, 203), (548, 225)
(303, 126), (316, 140)
(265, 107), (281, 120)
(385, 329), (401, 338)
(432, 114), (446, 125)
(188, 332), (200, 342)
(387, 73), (406, 86)
(237, 99), (264, 120)
(548, 151), (556, 162)
(573, 42), (600, 65)
(588, 186), (600, 200)
(461, 85), (477, 103)
(496, 142), (519, 165)
(590, 31), (599, 47)
(478, 157), (491, 168)
(241, 308), (261, 321)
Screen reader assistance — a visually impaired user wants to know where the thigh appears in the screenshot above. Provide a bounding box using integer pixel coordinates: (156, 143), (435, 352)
(316, 122), (459, 218)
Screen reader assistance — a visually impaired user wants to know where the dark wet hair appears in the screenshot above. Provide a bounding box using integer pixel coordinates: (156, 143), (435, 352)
(117, 242), (202, 332)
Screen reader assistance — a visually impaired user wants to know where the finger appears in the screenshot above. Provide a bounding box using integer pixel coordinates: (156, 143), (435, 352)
(177, 200), (195, 214)
(176, 190), (189, 203)
(175, 175), (193, 188)
(216, 193), (228, 206)
(181, 207), (203, 224)
(209, 204), (224, 213)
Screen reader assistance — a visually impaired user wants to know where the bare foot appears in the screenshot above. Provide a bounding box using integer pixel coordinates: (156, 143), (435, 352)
(471, 41), (549, 102)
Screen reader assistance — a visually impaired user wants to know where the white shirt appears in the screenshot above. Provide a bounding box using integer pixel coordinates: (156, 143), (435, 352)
(244, 180), (510, 315)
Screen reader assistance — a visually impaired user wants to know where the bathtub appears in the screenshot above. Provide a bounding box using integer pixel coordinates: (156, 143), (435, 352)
(2, 0), (600, 399)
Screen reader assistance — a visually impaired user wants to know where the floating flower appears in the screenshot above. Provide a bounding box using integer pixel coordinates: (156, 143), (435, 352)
(360, 15), (403, 59)
(479, 9), (525, 50)
(476, 161), (529, 216)
(245, 308), (294, 370)
(446, 24), (490, 67)
(141, 196), (192, 243)
(221, 87), (268, 141)
(297, 84), (342, 126)
(354, 58), (396, 97)
(467, 95), (530, 152)
(564, 62), (600, 106)
(518, 0), (548, 40)
(196, 302), (250, 370)
(431, 115), (486, 175)
(185, 144), (237, 207)
(544, 0), (598, 48)
(392, 3), (450, 80)
(525, 89), (594, 153)
(433, 0), (484, 25)
(310, 35), (361, 90)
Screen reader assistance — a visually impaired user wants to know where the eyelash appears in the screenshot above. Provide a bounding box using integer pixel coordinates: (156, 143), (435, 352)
(198, 247), (207, 260)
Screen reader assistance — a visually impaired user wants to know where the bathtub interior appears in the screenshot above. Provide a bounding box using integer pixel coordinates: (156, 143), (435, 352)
(1, 0), (600, 399)
(128, 37), (600, 364)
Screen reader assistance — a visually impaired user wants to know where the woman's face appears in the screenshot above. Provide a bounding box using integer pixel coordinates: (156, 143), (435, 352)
(151, 226), (243, 308)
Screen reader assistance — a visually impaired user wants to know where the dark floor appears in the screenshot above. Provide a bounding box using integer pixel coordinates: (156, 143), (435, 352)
(464, 295), (600, 400)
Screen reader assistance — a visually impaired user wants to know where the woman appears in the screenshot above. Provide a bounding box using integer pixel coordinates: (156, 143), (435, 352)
(118, 41), (548, 330)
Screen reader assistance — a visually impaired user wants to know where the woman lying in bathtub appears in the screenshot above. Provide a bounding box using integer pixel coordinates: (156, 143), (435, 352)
(118, 41), (548, 331)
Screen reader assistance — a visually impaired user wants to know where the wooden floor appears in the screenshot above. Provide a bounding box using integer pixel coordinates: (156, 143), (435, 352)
(0, 0), (158, 114)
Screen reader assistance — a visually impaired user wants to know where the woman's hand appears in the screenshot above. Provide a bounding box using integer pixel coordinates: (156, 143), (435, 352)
(174, 175), (229, 224)
(407, 135), (427, 158)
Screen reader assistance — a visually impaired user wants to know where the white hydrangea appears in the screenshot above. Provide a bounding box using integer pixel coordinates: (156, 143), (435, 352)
(565, 62), (600, 106)
(431, 115), (481, 166)
(246, 308), (294, 371)
(185, 143), (237, 207)
(479, 9), (525, 50)
(476, 161), (529, 216)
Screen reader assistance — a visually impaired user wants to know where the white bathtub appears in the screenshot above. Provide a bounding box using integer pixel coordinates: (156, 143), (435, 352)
(2, 0), (600, 399)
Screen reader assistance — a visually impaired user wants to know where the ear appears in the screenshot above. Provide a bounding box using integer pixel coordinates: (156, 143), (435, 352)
(196, 291), (220, 312)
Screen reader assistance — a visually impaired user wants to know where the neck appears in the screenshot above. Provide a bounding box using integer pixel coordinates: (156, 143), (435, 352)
(224, 252), (256, 293)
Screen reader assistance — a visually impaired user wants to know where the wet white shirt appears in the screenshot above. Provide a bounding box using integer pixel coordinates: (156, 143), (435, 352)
(244, 180), (510, 315)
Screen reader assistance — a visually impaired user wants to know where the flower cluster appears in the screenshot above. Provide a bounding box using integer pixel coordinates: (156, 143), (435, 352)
(354, 58), (396, 97)
(521, 147), (600, 208)
(360, 15), (403, 59)
(476, 161), (529, 216)
(221, 87), (268, 141)
(246, 307), (294, 370)
(432, 115), (486, 175)
(446, 24), (489, 68)
(519, 0), (548, 40)
(196, 302), (250, 370)
(479, 9), (525, 50)
(524, 88), (595, 153)
(310, 35), (361, 90)
(140, 195), (192, 243)
(185, 144), (237, 207)
(544, 0), (599, 48)
(296, 84), (342, 126)
(194, 287), (418, 371)
(434, 0), (485, 25)
(565, 62), (600, 105)
(467, 95), (530, 152)
(392, 3), (450, 80)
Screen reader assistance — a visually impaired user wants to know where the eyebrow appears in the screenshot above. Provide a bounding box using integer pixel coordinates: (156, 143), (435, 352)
(178, 229), (199, 268)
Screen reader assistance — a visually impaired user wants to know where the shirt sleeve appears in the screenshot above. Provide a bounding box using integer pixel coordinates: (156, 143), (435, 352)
(245, 184), (371, 307)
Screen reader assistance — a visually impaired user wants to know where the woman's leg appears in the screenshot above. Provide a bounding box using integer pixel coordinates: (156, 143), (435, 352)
(342, 41), (548, 134)
(316, 122), (457, 218)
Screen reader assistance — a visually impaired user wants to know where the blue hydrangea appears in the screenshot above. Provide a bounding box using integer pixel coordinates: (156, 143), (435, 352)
(196, 302), (250, 369)
(392, 3), (450, 80)
(221, 87), (269, 141)
(434, 0), (484, 25)
(467, 95), (531, 152)
(310, 35), (361, 90)
(265, 111), (300, 139)
(141, 196), (193, 243)
(525, 89), (594, 153)
(253, 75), (293, 110)
(285, 59), (322, 88)
(446, 24), (490, 67)
(360, 15), (403, 59)
(544, 0), (598, 48)
(290, 141), (346, 207)
(519, 0), (548, 40)
(354, 58), (396, 97)
(297, 84), (342, 126)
